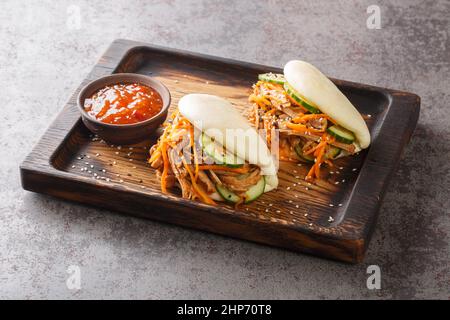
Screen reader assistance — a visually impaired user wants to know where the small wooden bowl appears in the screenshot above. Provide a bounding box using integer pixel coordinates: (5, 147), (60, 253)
(77, 73), (171, 145)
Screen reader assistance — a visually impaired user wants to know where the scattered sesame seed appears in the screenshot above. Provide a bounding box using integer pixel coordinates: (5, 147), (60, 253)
(335, 181), (340, 185)
(94, 173), (98, 177)
(367, 114), (372, 118)
(132, 166), (136, 169)
(90, 165), (94, 168)
(338, 203), (343, 207)
(328, 216), (334, 222)
(304, 213), (308, 217)
(265, 208), (269, 212)
(113, 161), (117, 165)
(115, 152), (119, 155)
(293, 170), (297, 173)
(269, 203), (273, 207)
(84, 162), (89, 165)
(352, 168), (357, 172)
(129, 147), (134, 150)
(286, 187), (291, 190)
(117, 146), (122, 150)
(305, 187), (309, 190)
(71, 165), (76, 168)
(288, 200), (293, 203)
(102, 169), (106, 173)
(106, 178), (110, 182)
(339, 167), (344, 170)
(293, 184), (297, 187)
(276, 210), (281, 213)
(88, 170), (92, 174)
(297, 163), (302, 167)
(295, 176), (300, 179)
(309, 223), (313, 226)
(341, 179), (346, 183)
(295, 205), (299, 208)
(330, 171), (334, 174)
(129, 159), (133, 162)
(329, 204), (334, 207)
(86, 155), (91, 159)
(289, 211), (293, 214)
(140, 186), (145, 189)
(119, 179), (124, 183)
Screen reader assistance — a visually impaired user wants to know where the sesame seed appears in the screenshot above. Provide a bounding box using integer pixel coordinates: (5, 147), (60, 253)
(117, 146), (122, 150)
(113, 161), (117, 165)
(329, 204), (334, 207)
(86, 155), (90, 159)
(352, 168), (357, 172)
(328, 216), (334, 222)
(85, 162), (89, 165)
(106, 178), (110, 182)
(102, 169), (106, 173)
(119, 179), (124, 183)
(293, 184), (297, 187)
(129, 159), (133, 162)
(335, 181), (339, 185)
(330, 171), (334, 174)
(304, 213), (308, 217)
(295, 205), (299, 208)
(115, 152), (119, 155)
(265, 208), (269, 212)
(286, 187), (291, 190)
(71, 165), (75, 168)
(339, 167), (344, 170)
(129, 147), (134, 150)
(338, 203), (343, 207)
(305, 187), (309, 190)
(289, 211), (293, 214)
(269, 203), (273, 207)
(276, 210), (281, 213)
(90, 165), (94, 168)
(309, 223), (313, 226)
(288, 200), (293, 203)
(341, 179), (346, 183)
(95, 153), (100, 157)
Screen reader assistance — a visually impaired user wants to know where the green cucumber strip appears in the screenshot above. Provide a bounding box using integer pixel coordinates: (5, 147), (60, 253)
(327, 125), (355, 144)
(294, 144), (315, 163)
(258, 73), (286, 85)
(284, 83), (321, 114)
(201, 133), (243, 168)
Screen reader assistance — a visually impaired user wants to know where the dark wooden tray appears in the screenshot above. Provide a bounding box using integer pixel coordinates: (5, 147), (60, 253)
(20, 39), (420, 263)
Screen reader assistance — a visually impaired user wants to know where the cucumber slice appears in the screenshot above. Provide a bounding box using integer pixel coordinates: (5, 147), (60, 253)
(325, 146), (341, 159)
(327, 125), (355, 144)
(201, 133), (243, 168)
(258, 73), (286, 85)
(244, 176), (266, 203)
(216, 184), (241, 203)
(284, 83), (321, 114)
(294, 144), (314, 163)
(215, 176), (266, 204)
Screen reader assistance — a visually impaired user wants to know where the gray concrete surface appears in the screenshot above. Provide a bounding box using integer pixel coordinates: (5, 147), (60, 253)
(1, 0), (449, 299)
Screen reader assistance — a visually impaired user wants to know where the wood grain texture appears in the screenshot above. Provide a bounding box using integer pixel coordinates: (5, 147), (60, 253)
(20, 39), (420, 263)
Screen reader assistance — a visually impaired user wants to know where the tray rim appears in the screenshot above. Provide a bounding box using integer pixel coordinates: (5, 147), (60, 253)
(20, 39), (421, 263)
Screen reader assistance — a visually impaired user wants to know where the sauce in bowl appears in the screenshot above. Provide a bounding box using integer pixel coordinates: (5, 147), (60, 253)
(84, 83), (163, 125)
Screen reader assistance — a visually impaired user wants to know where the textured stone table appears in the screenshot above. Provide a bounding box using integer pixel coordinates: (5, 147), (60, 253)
(1, 0), (448, 299)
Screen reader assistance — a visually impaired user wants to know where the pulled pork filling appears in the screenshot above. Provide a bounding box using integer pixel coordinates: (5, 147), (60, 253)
(149, 111), (262, 205)
(249, 81), (356, 180)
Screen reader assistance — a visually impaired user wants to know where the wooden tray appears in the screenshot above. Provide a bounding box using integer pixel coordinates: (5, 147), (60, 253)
(20, 39), (420, 263)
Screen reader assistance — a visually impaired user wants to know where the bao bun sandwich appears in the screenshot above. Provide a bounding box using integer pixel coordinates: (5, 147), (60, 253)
(149, 94), (278, 206)
(249, 60), (370, 180)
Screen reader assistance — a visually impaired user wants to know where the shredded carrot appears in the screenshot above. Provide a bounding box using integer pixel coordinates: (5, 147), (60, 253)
(160, 141), (169, 194)
(182, 158), (216, 205)
(286, 122), (325, 133)
(189, 123), (199, 180)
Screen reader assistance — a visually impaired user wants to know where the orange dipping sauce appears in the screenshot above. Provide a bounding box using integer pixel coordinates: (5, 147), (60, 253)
(84, 83), (163, 125)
